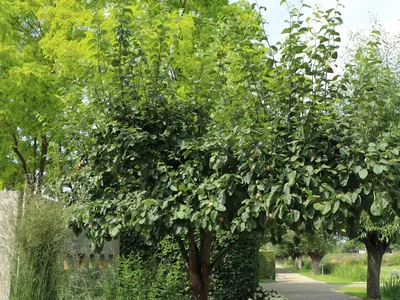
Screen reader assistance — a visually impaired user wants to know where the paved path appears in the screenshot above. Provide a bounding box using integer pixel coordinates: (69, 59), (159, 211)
(260, 266), (364, 300)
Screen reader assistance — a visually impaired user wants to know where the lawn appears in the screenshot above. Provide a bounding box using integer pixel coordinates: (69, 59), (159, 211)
(336, 287), (367, 299)
(286, 265), (400, 283)
(381, 266), (400, 280)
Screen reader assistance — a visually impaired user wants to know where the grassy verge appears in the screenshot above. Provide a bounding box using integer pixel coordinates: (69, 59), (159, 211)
(285, 267), (354, 284)
(336, 287), (367, 299)
(259, 278), (275, 283)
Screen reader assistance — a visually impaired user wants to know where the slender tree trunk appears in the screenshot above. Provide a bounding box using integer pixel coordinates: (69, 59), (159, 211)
(309, 252), (323, 275)
(297, 254), (302, 270)
(175, 231), (241, 300)
(283, 256), (288, 266)
(363, 232), (388, 300)
(290, 255), (296, 267)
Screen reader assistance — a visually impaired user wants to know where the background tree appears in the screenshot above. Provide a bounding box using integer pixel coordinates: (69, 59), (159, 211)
(0, 0), (90, 197)
(239, 3), (400, 299)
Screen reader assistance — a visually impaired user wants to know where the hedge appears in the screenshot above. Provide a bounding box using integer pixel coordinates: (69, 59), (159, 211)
(212, 234), (261, 300)
(258, 250), (276, 280)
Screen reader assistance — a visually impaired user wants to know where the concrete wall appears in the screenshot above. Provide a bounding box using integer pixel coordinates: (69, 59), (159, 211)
(0, 191), (18, 300)
(66, 231), (120, 270)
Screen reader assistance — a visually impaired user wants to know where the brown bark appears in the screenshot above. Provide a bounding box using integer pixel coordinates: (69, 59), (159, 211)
(309, 252), (323, 275)
(175, 230), (240, 300)
(38, 135), (47, 185)
(187, 230), (211, 300)
(363, 232), (388, 299)
(12, 134), (29, 180)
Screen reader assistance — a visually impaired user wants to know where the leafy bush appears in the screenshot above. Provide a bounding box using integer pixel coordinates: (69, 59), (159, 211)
(9, 198), (71, 300)
(381, 273), (400, 300)
(249, 287), (288, 300)
(258, 251), (276, 280)
(212, 235), (261, 300)
(59, 255), (189, 300)
(320, 262), (336, 275)
(302, 258), (312, 271)
(119, 230), (190, 297)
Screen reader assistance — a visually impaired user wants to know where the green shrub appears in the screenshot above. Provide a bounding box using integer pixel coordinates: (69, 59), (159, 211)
(9, 198), (71, 300)
(119, 231), (190, 297)
(321, 262), (336, 275)
(381, 274), (400, 300)
(258, 251), (276, 280)
(302, 258), (312, 271)
(212, 235), (261, 300)
(250, 286), (287, 300)
(59, 255), (190, 300)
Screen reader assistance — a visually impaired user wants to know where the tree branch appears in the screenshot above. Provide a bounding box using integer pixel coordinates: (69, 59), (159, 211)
(33, 137), (37, 181)
(175, 235), (189, 268)
(210, 237), (241, 272)
(200, 230), (213, 289)
(187, 229), (200, 277)
(38, 135), (47, 184)
(11, 134), (29, 178)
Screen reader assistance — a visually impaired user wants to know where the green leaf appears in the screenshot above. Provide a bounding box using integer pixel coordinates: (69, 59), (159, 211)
(293, 210), (300, 222)
(313, 203), (324, 211)
(109, 226), (119, 238)
(287, 171), (296, 187)
(332, 201), (340, 214)
(359, 169), (368, 179)
(322, 203), (331, 215)
(363, 182), (372, 195)
(216, 203), (226, 212)
(370, 202), (382, 216)
(373, 165), (385, 174)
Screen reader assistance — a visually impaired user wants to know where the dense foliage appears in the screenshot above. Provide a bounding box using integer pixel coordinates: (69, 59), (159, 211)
(258, 251), (276, 280)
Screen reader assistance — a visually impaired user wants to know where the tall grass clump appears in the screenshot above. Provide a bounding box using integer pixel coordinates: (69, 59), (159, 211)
(330, 263), (367, 282)
(9, 197), (71, 300)
(381, 271), (400, 300)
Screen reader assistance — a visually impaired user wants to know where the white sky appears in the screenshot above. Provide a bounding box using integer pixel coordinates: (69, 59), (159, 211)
(250, 0), (400, 45)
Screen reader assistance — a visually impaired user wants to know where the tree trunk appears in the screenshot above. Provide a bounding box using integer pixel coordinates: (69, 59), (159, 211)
(290, 255), (296, 267)
(297, 254), (302, 270)
(309, 252), (323, 275)
(175, 231), (241, 300)
(283, 256), (288, 266)
(363, 232), (388, 300)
